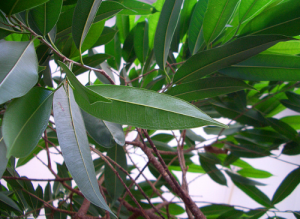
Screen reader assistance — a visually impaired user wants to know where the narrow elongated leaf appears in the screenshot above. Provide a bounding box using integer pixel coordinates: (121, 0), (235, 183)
(188, 0), (208, 54)
(281, 116), (300, 130)
(74, 85), (227, 130)
(0, 15), (15, 39)
(264, 40), (300, 55)
(117, 0), (157, 15)
(233, 182), (272, 207)
(0, 192), (21, 212)
(148, 0), (164, 50)
(280, 99), (300, 113)
(0, 130), (8, 178)
(44, 182), (52, 219)
(72, 0), (102, 50)
(58, 61), (111, 103)
(93, 27), (118, 47)
(200, 204), (234, 217)
(203, 0), (239, 44)
(217, 209), (244, 219)
(225, 170), (265, 186)
(179, 0), (197, 40)
(272, 167), (300, 204)
(105, 145), (127, 204)
(105, 33), (121, 70)
(0, 0), (49, 16)
(154, 0), (183, 70)
(204, 123), (243, 136)
(81, 110), (125, 147)
(238, 168), (273, 179)
(30, 0), (63, 36)
(2, 87), (53, 158)
(122, 29), (136, 63)
(240, 0), (300, 36)
(199, 153), (227, 185)
(134, 21), (149, 64)
(174, 35), (290, 84)
(220, 54), (300, 81)
(268, 118), (298, 141)
(53, 85), (113, 214)
(0, 40), (38, 104)
(94, 1), (126, 22)
(167, 77), (253, 101)
(116, 15), (129, 44)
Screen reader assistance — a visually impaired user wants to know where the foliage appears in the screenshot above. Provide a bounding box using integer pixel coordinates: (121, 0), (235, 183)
(0, 0), (300, 218)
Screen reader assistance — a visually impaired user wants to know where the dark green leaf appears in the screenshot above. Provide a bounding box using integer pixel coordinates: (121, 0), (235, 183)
(0, 0), (49, 16)
(174, 35), (290, 84)
(204, 123), (243, 136)
(225, 170), (266, 186)
(105, 144), (127, 204)
(134, 21), (149, 64)
(167, 203), (185, 215)
(185, 129), (206, 142)
(93, 27), (118, 47)
(105, 32), (121, 70)
(200, 204), (234, 217)
(154, 0), (183, 70)
(167, 77), (253, 101)
(282, 141), (300, 156)
(44, 182), (52, 219)
(117, 0), (157, 15)
(0, 129), (8, 178)
(74, 85), (227, 130)
(268, 118), (298, 141)
(2, 87), (53, 158)
(0, 192), (21, 212)
(272, 167), (300, 204)
(179, 0), (197, 40)
(0, 40), (38, 104)
(217, 209), (244, 219)
(53, 85), (113, 214)
(95, 1), (126, 22)
(122, 29), (136, 63)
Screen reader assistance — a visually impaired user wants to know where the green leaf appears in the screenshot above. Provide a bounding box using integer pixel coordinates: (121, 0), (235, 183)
(242, 208), (268, 219)
(44, 182), (52, 219)
(217, 209), (244, 219)
(94, 1), (126, 22)
(169, 163), (205, 173)
(0, 0), (49, 16)
(0, 15), (16, 39)
(203, 0), (239, 44)
(267, 118), (298, 141)
(167, 77), (253, 101)
(53, 85), (113, 215)
(134, 21), (149, 64)
(2, 87), (53, 158)
(0, 192), (21, 212)
(30, 0), (62, 36)
(72, 0), (102, 51)
(105, 144), (127, 204)
(74, 85), (227, 130)
(204, 123), (243, 136)
(281, 116), (300, 130)
(272, 167), (300, 205)
(58, 61), (111, 103)
(238, 168), (273, 179)
(200, 204), (234, 217)
(188, 0), (208, 54)
(199, 153), (227, 185)
(148, 0), (164, 50)
(263, 40), (300, 55)
(282, 141), (300, 156)
(185, 129), (206, 142)
(154, 0), (183, 70)
(81, 110), (125, 147)
(0, 130), (8, 178)
(122, 29), (136, 63)
(220, 54), (300, 81)
(225, 170), (266, 186)
(173, 35), (290, 84)
(178, 0), (197, 40)
(93, 27), (118, 47)
(116, 15), (129, 44)
(240, 0), (300, 36)
(167, 203), (185, 215)
(0, 40), (38, 104)
(280, 99), (300, 113)
(117, 0), (157, 15)
(105, 32), (121, 70)
(233, 182), (272, 207)
(72, 54), (111, 76)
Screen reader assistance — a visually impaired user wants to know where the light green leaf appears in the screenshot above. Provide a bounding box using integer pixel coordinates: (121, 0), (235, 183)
(167, 76), (253, 101)
(263, 40), (300, 55)
(0, 192), (21, 212)
(117, 0), (157, 15)
(173, 35), (290, 84)
(154, 0), (183, 70)
(238, 168), (273, 179)
(116, 15), (129, 44)
(188, 0), (208, 54)
(105, 144), (127, 204)
(220, 54), (300, 81)
(240, 0), (300, 36)
(81, 110), (125, 147)
(148, 0), (164, 50)
(2, 87), (53, 158)
(0, 130), (8, 178)
(203, 0), (240, 44)
(0, 0), (49, 16)
(281, 116), (300, 130)
(30, 0), (63, 36)
(74, 85), (227, 130)
(225, 170), (266, 186)
(58, 61), (111, 103)
(53, 85), (113, 215)
(272, 167), (300, 205)
(134, 21), (149, 64)
(0, 40), (38, 104)
(72, 0), (102, 51)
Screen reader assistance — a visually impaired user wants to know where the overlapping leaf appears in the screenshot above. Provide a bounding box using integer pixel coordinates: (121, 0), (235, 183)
(0, 0), (49, 16)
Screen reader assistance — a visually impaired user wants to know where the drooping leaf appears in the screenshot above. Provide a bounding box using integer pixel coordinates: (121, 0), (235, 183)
(117, 0), (157, 15)
(272, 167), (300, 205)
(281, 116), (300, 130)
(188, 0), (208, 54)
(148, 0), (164, 50)
(154, 0), (183, 70)
(122, 29), (136, 63)
(74, 85), (227, 130)
(53, 85), (113, 214)
(0, 192), (21, 212)
(216, 209), (244, 219)
(105, 144), (127, 204)
(0, 40), (38, 104)
(2, 87), (53, 158)
(0, 0), (49, 16)
(105, 32), (121, 70)
(0, 130), (8, 178)
(178, 0), (197, 40)
(225, 170), (266, 186)
(167, 77), (253, 101)
(134, 21), (149, 64)
(202, 0), (239, 44)
(30, 0), (63, 36)
(264, 40), (300, 55)
(44, 182), (52, 219)
(81, 110), (125, 147)
(267, 118), (298, 141)
(94, 1), (126, 22)
(220, 54), (300, 81)
(282, 141), (300, 156)
(200, 204), (234, 218)
(58, 61), (111, 103)
(237, 168), (273, 179)
(173, 35), (290, 84)
(93, 27), (118, 47)
(204, 123), (243, 136)
(240, 0), (300, 37)
(72, 0), (102, 51)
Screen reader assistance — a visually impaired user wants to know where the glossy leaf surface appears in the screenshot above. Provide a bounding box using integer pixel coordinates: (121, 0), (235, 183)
(0, 0), (49, 16)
